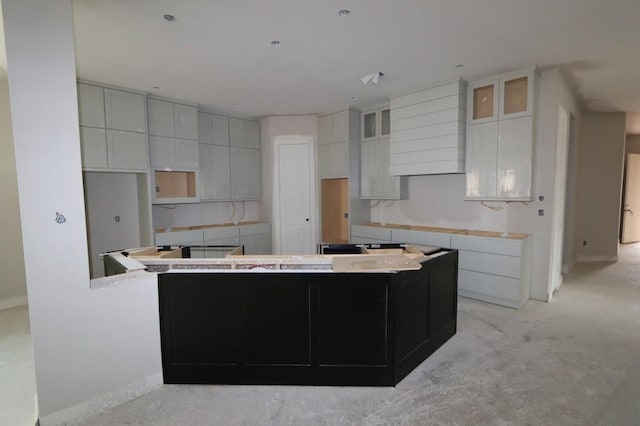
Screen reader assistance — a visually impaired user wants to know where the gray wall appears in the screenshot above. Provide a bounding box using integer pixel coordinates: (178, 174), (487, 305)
(575, 112), (627, 260)
(0, 73), (27, 305)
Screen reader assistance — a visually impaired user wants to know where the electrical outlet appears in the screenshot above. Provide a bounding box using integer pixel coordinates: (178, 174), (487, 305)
(583, 240), (587, 246)
(538, 209), (544, 216)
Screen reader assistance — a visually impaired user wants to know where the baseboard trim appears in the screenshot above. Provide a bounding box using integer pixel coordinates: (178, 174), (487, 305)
(38, 372), (163, 426)
(0, 294), (28, 310)
(576, 255), (618, 262)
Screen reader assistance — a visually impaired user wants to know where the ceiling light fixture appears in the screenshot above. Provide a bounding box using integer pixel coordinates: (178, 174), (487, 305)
(270, 40), (281, 46)
(360, 72), (384, 86)
(338, 9), (351, 17)
(163, 14), (176, 22)
(455, 64), (464, 68)
(152, 86), (160, 89)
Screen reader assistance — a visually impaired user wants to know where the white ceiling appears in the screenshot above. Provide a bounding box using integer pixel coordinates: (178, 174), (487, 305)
(9, 1), (640, 122)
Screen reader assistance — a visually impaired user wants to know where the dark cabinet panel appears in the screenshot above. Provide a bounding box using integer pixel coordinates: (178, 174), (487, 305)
(316, 274), (388, 366)
(395, 269), (429, 362)
(428, 254), (458, 336)
(243, 276), (310, 365)
(160, 275), (241, 365)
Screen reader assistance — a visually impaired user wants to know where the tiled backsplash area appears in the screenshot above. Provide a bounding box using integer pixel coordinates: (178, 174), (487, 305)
(152, 201), (263, 229)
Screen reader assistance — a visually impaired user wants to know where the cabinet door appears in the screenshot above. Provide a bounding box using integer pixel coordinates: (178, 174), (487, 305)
(77, 84), (105, 128)
(198, 144), (214, 200)
(318, 114), (332, 145)
(255, 233), (272, 254)
(332, 141), (349, 178)
(197, 112), (213, 144)
(229, 118), (245, 147)
(360, 140), (379, 198)
(377, 137), (400, 198)
(174, 104), (198, 140)
(244, 120), (260, 149)
(466, 122), (498, 198)
(106, 130), (147, 170)
(467, 77), (499, 125)
(104, 89), (146, 133)
(149, 136), (176, 169)
(79, 127), (107, 169)
(240, 234), (257, 255)
(380, 108), (391, 137)
(497, 117), (533, 199)
(148, 99), (174, 137)
(499, 69), (535, 120)
(212, 114), (230, 146)
(317, 144), (333, 178)
(332, 110), (349, 142)
(211, 145), (231, 200)
(362, 110), (377, 142)
(175, 139), (199, 170)
(230, 147), (261, 200)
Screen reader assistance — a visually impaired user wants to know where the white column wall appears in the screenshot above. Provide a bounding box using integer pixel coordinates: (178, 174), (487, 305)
(2, 1), (162, 424)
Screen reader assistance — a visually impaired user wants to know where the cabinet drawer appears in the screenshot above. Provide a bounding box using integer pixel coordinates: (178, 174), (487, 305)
(391, 229), (451, 248)
(204, 226), (239, 240)
(458, 269), (520, 304)
(450, 234), (521, 256)
(240, 223), (270, 236)
(155, 230), (204, 246)
(350, 225), (391, 241)
(351, 237), (390, 245)
(458, 250), (520, 279)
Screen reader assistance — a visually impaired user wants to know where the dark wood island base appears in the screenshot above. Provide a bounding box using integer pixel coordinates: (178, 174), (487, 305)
(158, 249), (458, 386)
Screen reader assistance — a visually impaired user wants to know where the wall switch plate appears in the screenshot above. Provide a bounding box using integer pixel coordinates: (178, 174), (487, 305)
(538, 209), (544, 216)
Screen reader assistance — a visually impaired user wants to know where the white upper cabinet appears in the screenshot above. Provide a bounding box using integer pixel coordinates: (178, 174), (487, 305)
(199, 143), (231, 201)
(77, 83), (148, 172)
(174, 103), (198, 140)
(175, 139), (199, 170)
(318, 114), (332, 145)
(230, 117), (260, 148)
(104, 89), (146, 133)
(150, 136), (198, 170)
(148, 99), (175, 137)
(77, 83), (105, 128)
(360, 105), (407, 200)
(148, 98), (198, 140)
(106, 130), (148, 171)
(198, 112), (213, 144)
(465, 67), (536, 200)
(332, 109), (349, 142)
(230, 147), (261, 200)
(212, 115), (230, 146)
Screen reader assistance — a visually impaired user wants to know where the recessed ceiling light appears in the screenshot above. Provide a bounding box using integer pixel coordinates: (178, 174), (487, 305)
(270, 40), (281, 47)
(455, 64), (464, 68)
(338, 9), (351, 17)
(351, 96), (358, 101)
(163, 14), (176, 22)
(233, 103), (240, 107)
(152, 86), (160, 89)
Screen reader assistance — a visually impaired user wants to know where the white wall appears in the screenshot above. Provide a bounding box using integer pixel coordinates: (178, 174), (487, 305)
(260, 115), (319, 252)
(372, 69), (581, 301)
(575, 112), (627, 260)
(0, 73), (27, 307)
(626, 134), (640, 154)
(3, 1), (162, 424)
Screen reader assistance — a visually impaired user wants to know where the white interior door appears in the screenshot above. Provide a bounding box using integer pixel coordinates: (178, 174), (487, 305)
(548, 106), (570, 297)
(276, 138), (315, 254)
(621, 153), (640, 243)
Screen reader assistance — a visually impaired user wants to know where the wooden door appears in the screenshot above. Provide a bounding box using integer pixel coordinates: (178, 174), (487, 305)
(321, 178), (349, 243)
(622, 153), (640, 243)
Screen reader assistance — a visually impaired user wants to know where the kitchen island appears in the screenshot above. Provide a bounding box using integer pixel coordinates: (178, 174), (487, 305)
(108, 244), (458, 386)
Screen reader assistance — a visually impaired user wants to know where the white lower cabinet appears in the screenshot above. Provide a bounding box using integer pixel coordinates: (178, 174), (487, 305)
(390, 228), (451, 248)
(154, 223), (271, 255)
(350, 225), (392, 244)
(451, 233), (532, 309)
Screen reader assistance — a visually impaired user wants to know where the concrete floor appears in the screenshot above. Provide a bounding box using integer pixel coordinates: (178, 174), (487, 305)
(0, 305), (36, 426)
(78, 244), (640, 426)
(3, 244), (640, 425)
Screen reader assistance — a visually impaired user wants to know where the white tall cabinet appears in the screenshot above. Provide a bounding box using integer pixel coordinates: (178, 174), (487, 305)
(77, 83), (148, 171)
(360, 104), (407, 199)
(199, 111), (261, 201)
(465, 68), (536, 200)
